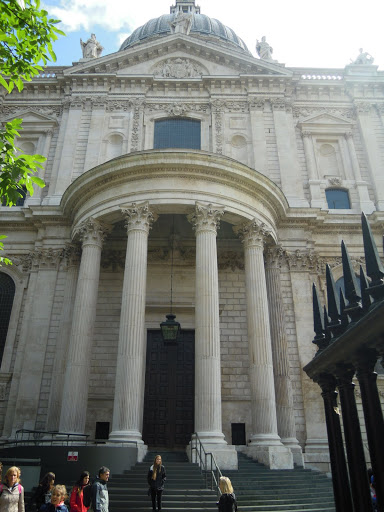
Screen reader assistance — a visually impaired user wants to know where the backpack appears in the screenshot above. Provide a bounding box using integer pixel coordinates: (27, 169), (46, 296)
(0, 483), (22, 494)
(82, 484), (92, 508)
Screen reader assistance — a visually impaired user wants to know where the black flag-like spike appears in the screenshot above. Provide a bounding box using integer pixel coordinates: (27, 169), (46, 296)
(361, 212), (384, 289)
(360, 265), (374, 311)
(312, 284), (329, 354)
(326, 264), (341, 330)
(339, 288), (350, 330)
(341, 240), (363, 320)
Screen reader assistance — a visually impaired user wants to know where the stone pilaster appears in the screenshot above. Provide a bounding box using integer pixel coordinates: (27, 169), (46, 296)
(355, 102), (384, 210)
(46, 245), (80, 431)
(344, 132), (375, 213)
(301, 131), (323, 208)
(188, 202), (238, 470)
(109, 202), (156, 450)
(84, 97), (107, 171)
(235, 220), (293, 469)
(265, 246), (304, 466)
(271, 98), (308, 207)
(59, 218), (110, 434)
(26, 129), (54, 205)
(248, 98), (268, 173)
(12, 248), (63, 433)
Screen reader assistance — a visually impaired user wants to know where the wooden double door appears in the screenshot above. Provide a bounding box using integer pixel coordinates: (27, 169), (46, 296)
(143, 329), (195, 448)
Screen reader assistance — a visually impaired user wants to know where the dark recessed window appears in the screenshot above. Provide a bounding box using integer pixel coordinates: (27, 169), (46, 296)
(154, 118), (201, 150)
(0, 273), (16, 365)
(1, 187), (27, 207)
(231, 423), (246, 445)
(325, 189), (351, 209)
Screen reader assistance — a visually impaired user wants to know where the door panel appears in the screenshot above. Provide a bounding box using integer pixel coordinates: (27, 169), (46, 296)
(143, 329), (195, 448)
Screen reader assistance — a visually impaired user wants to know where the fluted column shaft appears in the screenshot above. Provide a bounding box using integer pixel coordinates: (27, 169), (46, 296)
(265, 247), (302, 458)
(236, 221), (280, 444)
(59, 218), (110, 434)
(189, 203), (225, 443)
(47, 246), (80, 431)
(109, 202), (156, 442)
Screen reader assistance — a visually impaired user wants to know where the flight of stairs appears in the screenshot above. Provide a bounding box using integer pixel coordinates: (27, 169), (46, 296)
(107, 450), (336, 512)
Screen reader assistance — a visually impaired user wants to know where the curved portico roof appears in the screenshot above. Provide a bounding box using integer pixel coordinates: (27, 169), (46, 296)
(61, 149), (288, 239)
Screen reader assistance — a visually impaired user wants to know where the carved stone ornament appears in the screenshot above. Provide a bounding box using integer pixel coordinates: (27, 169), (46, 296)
(153, 58), (203, 79)
(234, 219), (271, 248)
(328, 177), (342, 186)
(248, 98), (266, 111)
(264, 245), (285, 269)
(130, 98), (145, 152)
(293, 107), (355, 120)
(101, 250), (125, 271)
(218, 251), (244, 271)
(188, 203), (225, 234)
(30, 248), (65, 271)
(121, 202), (157, 234)
(72, 217), (111, 247)
(354, 102), (372, 114)
(147, 102), (209, 114)
(270, 97), (290, 112)
(106, 100), (132, 112)
(62, 243), (81, 269)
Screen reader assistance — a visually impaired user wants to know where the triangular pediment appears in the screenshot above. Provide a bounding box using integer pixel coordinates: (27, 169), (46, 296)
(2, 109), (58, 125)
(64, 33), (292, 79)
(297, 111), (354, 134)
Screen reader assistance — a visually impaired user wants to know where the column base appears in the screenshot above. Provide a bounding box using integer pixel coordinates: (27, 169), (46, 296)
(187, 441), (238, 470)
(245, 445), (293, 469)
(304, 438), (331, 474)
(108, 429), (144, 444)
(281, 437), (304, 467)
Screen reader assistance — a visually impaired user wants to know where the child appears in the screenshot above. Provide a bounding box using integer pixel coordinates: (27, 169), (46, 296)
(217, 476), (237, 512)
(40, 485), (68, 512)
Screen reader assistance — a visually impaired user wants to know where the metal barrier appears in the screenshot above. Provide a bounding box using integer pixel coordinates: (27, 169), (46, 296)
(190, 432), (222, 495)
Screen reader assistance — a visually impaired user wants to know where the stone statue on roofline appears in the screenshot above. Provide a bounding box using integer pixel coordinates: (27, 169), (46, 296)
(351, 48), (374, 65)
(80, 33), (103, 59)
(169, 10), (193, 35)
(256, 36), (276, 62)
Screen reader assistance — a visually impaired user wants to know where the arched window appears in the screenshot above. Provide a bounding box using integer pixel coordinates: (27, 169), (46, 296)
(0, 273), (16, 365)
(325, 189), (351, 209)
(1, 186), (27, 207)
(154, 118), (201, 150)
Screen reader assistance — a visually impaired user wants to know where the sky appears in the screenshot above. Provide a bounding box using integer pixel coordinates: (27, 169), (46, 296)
(42, 0), (383, 70)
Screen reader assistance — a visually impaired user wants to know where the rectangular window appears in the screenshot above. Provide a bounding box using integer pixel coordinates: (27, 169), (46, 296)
(231, 423), (246, 445)
(154, 118), (201, 150)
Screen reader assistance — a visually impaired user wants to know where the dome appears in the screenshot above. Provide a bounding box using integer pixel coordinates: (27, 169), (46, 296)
(119, 13), (250, 54)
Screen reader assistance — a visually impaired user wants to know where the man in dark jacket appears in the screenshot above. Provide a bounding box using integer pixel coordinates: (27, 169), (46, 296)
(91, 466), (110, 512)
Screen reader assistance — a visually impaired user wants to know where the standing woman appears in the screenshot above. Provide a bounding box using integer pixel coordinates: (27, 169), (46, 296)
(70, 472), (90, 512)
(217, 476), (237, 512)
(147, 455), (166, 512)
(33, 473), (55, 511)
(0, 466), (24, 512)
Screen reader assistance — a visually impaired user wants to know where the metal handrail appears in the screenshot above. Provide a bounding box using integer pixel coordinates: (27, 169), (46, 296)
(0, 430), (138, 448)
(190, 432), (222, 495)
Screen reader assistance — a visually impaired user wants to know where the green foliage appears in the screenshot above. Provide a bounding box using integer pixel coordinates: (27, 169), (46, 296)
(0, 0), (65, 93)
(0, 0), (64, 265)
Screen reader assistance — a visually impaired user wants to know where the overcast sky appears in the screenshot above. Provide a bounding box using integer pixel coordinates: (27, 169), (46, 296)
(43, 0), (383, 70)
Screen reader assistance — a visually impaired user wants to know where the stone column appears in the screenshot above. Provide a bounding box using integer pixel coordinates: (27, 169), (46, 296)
(46, 245), (80, 431)
(235, 220), (293, 469)
(301, 131), (323, 208)
(264, 246), (303, 466)
(59, 218), (110, 435)
(13, 248), (63, 432)
(271, 98), (308, 207)
(109, 202), (156, 449)
(344, 131), (375, 213)
(188, 203), (238, 470)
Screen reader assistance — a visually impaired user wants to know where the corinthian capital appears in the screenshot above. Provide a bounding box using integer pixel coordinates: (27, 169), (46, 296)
(121, 201), (157, 234)
(234, 219), (271, 248)
(72, 217), (111, 247)
(188, 202), (225, 235)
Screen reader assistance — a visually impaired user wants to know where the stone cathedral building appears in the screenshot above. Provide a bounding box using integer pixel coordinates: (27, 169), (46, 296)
(1, 0), (384, 472)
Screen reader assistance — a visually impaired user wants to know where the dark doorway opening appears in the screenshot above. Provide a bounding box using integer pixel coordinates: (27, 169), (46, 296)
(143, 329), (195, 449)
(231, 423), (246, 445)
(95, 422), (110, 440)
